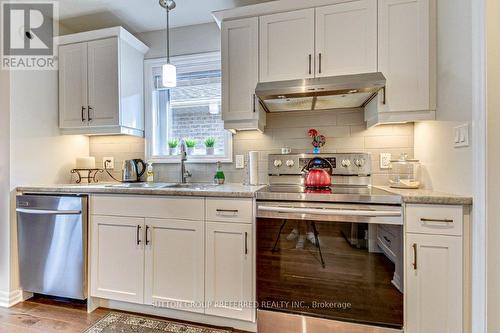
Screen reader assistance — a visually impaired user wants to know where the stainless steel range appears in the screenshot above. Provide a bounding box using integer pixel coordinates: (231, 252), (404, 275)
(256, 153), (404, 333)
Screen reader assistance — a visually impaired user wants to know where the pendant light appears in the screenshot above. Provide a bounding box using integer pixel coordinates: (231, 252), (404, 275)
(159, 0), (176, 87)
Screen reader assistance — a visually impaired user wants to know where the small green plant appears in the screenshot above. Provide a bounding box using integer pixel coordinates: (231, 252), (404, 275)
(204, 137), (216, 148)
(184, 138), (197, 148)
(167, 138), (179, 148)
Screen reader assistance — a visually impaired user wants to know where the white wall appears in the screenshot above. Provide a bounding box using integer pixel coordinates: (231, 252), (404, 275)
(0, 70), (11, 303)
(486, 0), (500, 331)
(136, 22), (220, 59)
(9, 71), (89, 187)
(414, 0), (473, 195)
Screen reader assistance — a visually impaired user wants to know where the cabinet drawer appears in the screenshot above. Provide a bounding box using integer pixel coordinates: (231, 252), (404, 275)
(406, 204), (463, 236)
(206, 198), (253, 223)
(91, 195), (204, 220)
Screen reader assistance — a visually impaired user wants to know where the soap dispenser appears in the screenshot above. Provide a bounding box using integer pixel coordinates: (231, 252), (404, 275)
(214, 161), (225, 185)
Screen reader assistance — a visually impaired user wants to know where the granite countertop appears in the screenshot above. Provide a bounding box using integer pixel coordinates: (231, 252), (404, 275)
(17, 183), (266, 198)
(375, 186), (473, 206)
(17, 183), (473, 205)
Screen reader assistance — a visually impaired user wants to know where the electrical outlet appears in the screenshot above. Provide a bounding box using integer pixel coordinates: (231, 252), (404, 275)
(235, 155), (245, 169)
(380, 153), (392, 169)
(103, 157), (114, 169)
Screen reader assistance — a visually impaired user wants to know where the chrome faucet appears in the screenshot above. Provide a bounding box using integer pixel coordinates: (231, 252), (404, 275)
(179, 140), (192, 184)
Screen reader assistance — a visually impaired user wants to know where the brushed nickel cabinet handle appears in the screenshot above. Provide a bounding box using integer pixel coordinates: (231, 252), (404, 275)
(244, 232), (248, 255)
(420, 218), (454, 223)
(319, 53), (322, 74)
(216, 209), (239, 214)
(88, 106), (93, 121)
(136, 225), (142, 245)
(308, 54), (312, 74)
(412, 243), (417, 270)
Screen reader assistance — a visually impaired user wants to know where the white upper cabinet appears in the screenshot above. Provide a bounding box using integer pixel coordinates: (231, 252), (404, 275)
(259, 9), (315, 82)
(370, 0), (436, 125)
(59, 43), (88, 128)
(315, 0), (377, 77)
(58, 27), (148, 137)
(87, 38), (120, 127)
(221, 17), (264, 131)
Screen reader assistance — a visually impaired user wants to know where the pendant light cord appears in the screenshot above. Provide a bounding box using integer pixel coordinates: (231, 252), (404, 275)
(166, 5), (170, 63)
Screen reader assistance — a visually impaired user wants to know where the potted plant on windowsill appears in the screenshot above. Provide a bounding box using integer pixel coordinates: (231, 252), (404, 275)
(168, 138), (179, 155)
(204, 137), (216, 155)
(184, 138), (197, 155)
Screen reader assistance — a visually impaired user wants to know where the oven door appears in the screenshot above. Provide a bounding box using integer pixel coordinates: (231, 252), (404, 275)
(256, 201), (404, 331)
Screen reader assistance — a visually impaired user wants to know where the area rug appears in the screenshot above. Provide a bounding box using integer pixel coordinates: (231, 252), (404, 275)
(83, 312), (233, 333)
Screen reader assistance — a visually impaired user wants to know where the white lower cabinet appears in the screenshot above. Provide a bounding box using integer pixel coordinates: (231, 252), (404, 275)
(144, 218), (204, 313)
(91, 215), (145, 304)
(90, 196), (255, 323)
(406, 223), (464, 333)
(205, 222), (253, 321)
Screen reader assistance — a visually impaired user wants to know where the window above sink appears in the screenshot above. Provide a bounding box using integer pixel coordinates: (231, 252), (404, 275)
(145, 52), (233, 163)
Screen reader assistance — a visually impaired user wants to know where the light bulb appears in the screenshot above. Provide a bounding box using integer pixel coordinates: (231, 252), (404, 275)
(162, 63), (177, 87)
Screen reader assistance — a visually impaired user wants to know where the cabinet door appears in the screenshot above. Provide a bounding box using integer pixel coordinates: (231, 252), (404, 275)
(87, 37), (120, 127)
(259, 9), (315, 82)
(222, 18), (259, 123)
(316, 0), (377, 77)
(144, 218), (204, 313)
(406, 233), (463, 333)
(379, 0), (433, 112)
(90, 215), (144, 304)
(205, 222), (253, 321)
(59, 42), (88, 128)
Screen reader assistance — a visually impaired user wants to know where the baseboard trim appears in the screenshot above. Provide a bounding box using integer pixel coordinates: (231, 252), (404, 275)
(0, 289), (24, 308)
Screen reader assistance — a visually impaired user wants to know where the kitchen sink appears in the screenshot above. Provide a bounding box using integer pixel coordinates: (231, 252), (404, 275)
(105, 183), (173, 189)
(162, 183), (218, 190)
(105, 183), (218, 190)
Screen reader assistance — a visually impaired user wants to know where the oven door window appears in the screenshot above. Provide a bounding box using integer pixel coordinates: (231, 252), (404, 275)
(257, 218), (404, 329)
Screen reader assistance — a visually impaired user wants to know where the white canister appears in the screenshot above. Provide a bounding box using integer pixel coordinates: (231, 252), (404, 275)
(76, 157), (96, 169)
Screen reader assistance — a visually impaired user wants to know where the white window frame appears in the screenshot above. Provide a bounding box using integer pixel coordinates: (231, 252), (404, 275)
(144, 52), (233, 164)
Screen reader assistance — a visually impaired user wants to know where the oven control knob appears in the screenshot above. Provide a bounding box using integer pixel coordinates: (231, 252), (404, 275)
(355, 159), (365, 167)
(286, 160), (295, 167)
(341, 159), (351, 168)
(273, 159), (283, 167)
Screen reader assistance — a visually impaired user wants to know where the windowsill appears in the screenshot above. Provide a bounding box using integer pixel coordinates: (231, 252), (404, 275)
(148, 156), (233, 164)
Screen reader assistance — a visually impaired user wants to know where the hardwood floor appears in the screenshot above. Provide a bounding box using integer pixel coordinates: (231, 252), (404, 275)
(0, 296), (249, 333)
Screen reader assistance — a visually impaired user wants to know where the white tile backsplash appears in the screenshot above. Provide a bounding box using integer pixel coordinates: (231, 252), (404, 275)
(89, 109), (414, 185)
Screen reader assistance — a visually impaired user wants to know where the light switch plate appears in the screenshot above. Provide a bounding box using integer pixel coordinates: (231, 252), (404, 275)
(454, 124), (470, 148)
(103, 157), (114, 169)
(380, 153), (392, 169)
(235, 155), (245, 169)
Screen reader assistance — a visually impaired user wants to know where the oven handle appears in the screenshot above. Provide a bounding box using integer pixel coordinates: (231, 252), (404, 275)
(258, 205), (401, 217)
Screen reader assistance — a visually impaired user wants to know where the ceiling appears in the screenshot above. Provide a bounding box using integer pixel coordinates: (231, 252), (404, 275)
(58, 0), (274, 34)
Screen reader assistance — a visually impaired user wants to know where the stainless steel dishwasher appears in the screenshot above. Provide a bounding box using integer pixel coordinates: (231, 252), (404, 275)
(16, 194), (88, 300)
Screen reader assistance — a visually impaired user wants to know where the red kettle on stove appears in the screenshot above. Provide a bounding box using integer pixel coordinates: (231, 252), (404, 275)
(302, 157), (333, 188)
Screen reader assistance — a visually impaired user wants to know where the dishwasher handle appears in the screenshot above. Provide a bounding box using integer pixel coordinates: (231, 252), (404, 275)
(16, 208), (82, 215)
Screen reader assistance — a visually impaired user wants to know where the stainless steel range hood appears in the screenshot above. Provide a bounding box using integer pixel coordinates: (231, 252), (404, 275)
(255, 72), (386, 113)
